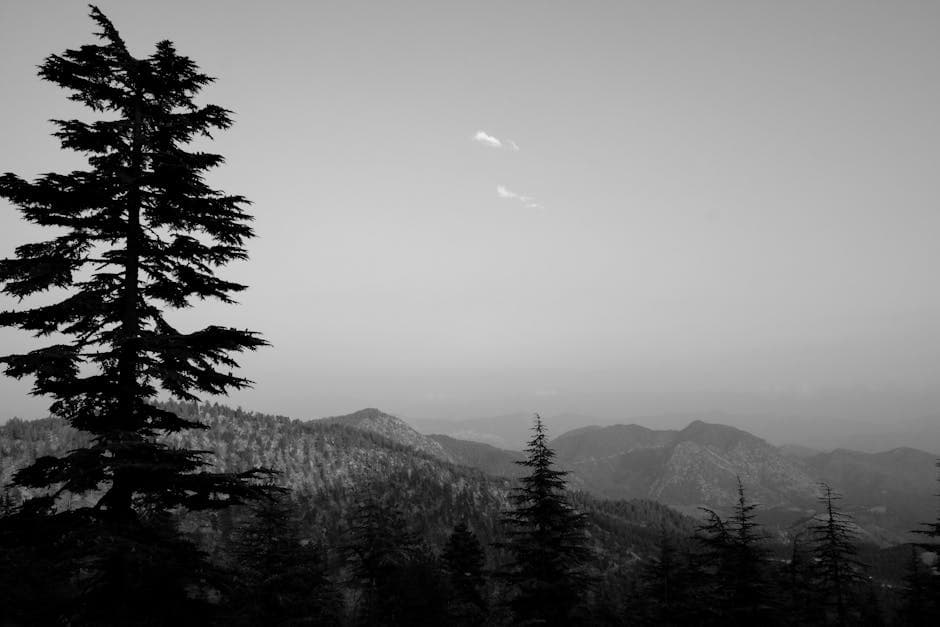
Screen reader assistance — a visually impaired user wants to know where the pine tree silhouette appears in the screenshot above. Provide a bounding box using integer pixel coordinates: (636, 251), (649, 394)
(229, 493), (342, 626)
(344, 487), (448, 625)
(902, 459), (940, 624)
(638, 526), (699, 626)
(692, 480), (774, 625)
(498, 413), (593, 626)
(0, 6), (268, 623)
(442, 521), (488, 625)
(809, 483), (868, 626)
(723, 478), (773, 623)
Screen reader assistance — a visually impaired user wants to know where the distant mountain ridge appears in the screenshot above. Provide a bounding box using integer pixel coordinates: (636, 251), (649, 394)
(405, 411), (940, 455)
(428, 417), (938, 544)
(554, 419), (818, 510)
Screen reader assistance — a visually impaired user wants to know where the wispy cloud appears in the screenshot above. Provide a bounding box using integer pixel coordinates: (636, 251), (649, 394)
(496, 184), (541, 209)
(473, 130), (520, 151)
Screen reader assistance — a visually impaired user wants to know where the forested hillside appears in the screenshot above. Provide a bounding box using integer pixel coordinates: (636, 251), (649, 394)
(0, 402), (693, 554)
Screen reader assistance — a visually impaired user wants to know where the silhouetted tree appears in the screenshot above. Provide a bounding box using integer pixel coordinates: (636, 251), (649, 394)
(229, 494), (342, 626)
(724, 478), (774, 622)
(781, 531), (815, 624)
(902, 459), (940, 624)
(637, 527), (699, 625)
(344, 489), (448, 625)
(498, 413), (593, 625)
(809, 483), (868, 626)
(442, 521), (488, 625)
(0, 6), (267, 623)
(692, 480), (774, 625)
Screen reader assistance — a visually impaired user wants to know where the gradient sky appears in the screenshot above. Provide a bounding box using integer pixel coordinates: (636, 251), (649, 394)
(1, 0), (939, 426)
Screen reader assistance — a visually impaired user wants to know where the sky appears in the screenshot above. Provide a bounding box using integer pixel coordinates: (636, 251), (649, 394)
(1, 0), (939, 428)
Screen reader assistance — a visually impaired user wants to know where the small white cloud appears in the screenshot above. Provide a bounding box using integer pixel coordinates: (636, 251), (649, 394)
(474, 130), (502, 148)
(473, 130), (520, 151)
(497, 184), (541, 208)
(496, 184), (516, 199)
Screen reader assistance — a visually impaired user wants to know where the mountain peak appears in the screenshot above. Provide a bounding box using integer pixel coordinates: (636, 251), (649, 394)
(677, 420), (763, 449)
(337, 407), (393, 423)
(320, 408), (455, 463)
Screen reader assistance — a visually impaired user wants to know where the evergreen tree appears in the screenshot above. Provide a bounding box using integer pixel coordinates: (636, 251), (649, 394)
(808, 483), (868, 626)
(900, 544), (939, 625)
(723, 478), (774, 623)
(691, 507), (732, 625)
(781, 531), (815, 625)
(692, 480), (773, 625)
(0, 6), (267, 622)
(344, 488), (447, 626)
(902, 459), (940, 624)
(637, 527), (699, 626)
(442, 521), (488, 625)
(499, 413), (593, 626)
(229, 493), (342, 626)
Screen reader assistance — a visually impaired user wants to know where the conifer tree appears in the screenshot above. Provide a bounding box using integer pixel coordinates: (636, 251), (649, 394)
(442, 521), (488, 625)
(230, 494), (342, 626)
(499, 413), (593, 626)
(809, 483), (868, 626)
(344, 488), (447, 625)
(0, 6), (267, 622)
(638, 527), (699, 626)
(902, 459), (940, 624)
(692, 480), (773, 625)
(781, 531), (815, 624)
(724, 478), (773, 622)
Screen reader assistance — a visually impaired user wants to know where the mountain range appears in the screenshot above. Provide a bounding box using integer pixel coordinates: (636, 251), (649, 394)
(0, 403), (692, 564)
(427, 417), (938, 545)
(1, 404), (935, 548)
(407, 411), (940, 456)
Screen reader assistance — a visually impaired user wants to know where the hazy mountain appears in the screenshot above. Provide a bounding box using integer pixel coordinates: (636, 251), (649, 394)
(428, 434), (524, 479)
(551, 424), (676, 460)
(799, 447), (938, 542)
(557, 420), (818, 511)
(317, 407), (456, 463)
(779, 443), (823, 459)
(405, 411), (601, 450)
(407, 410), (940, 457)
(424, 417), (938, 545)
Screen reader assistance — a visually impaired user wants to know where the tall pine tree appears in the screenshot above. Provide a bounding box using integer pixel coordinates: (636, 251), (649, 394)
(0, 6), (267, 622)
(691, 480), (774, 625)
(344, 487), (449, 626)
(499, 413), (593, 626)
(442, 521), (488, 625)
(809, 483), (868, 626)
(902, 459), (940, 624)
(638, 526), (699, 626)
(229, 493), (342, 626)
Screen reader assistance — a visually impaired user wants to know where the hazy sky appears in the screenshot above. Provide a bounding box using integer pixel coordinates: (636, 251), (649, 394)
(1, 0), (939, 425)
